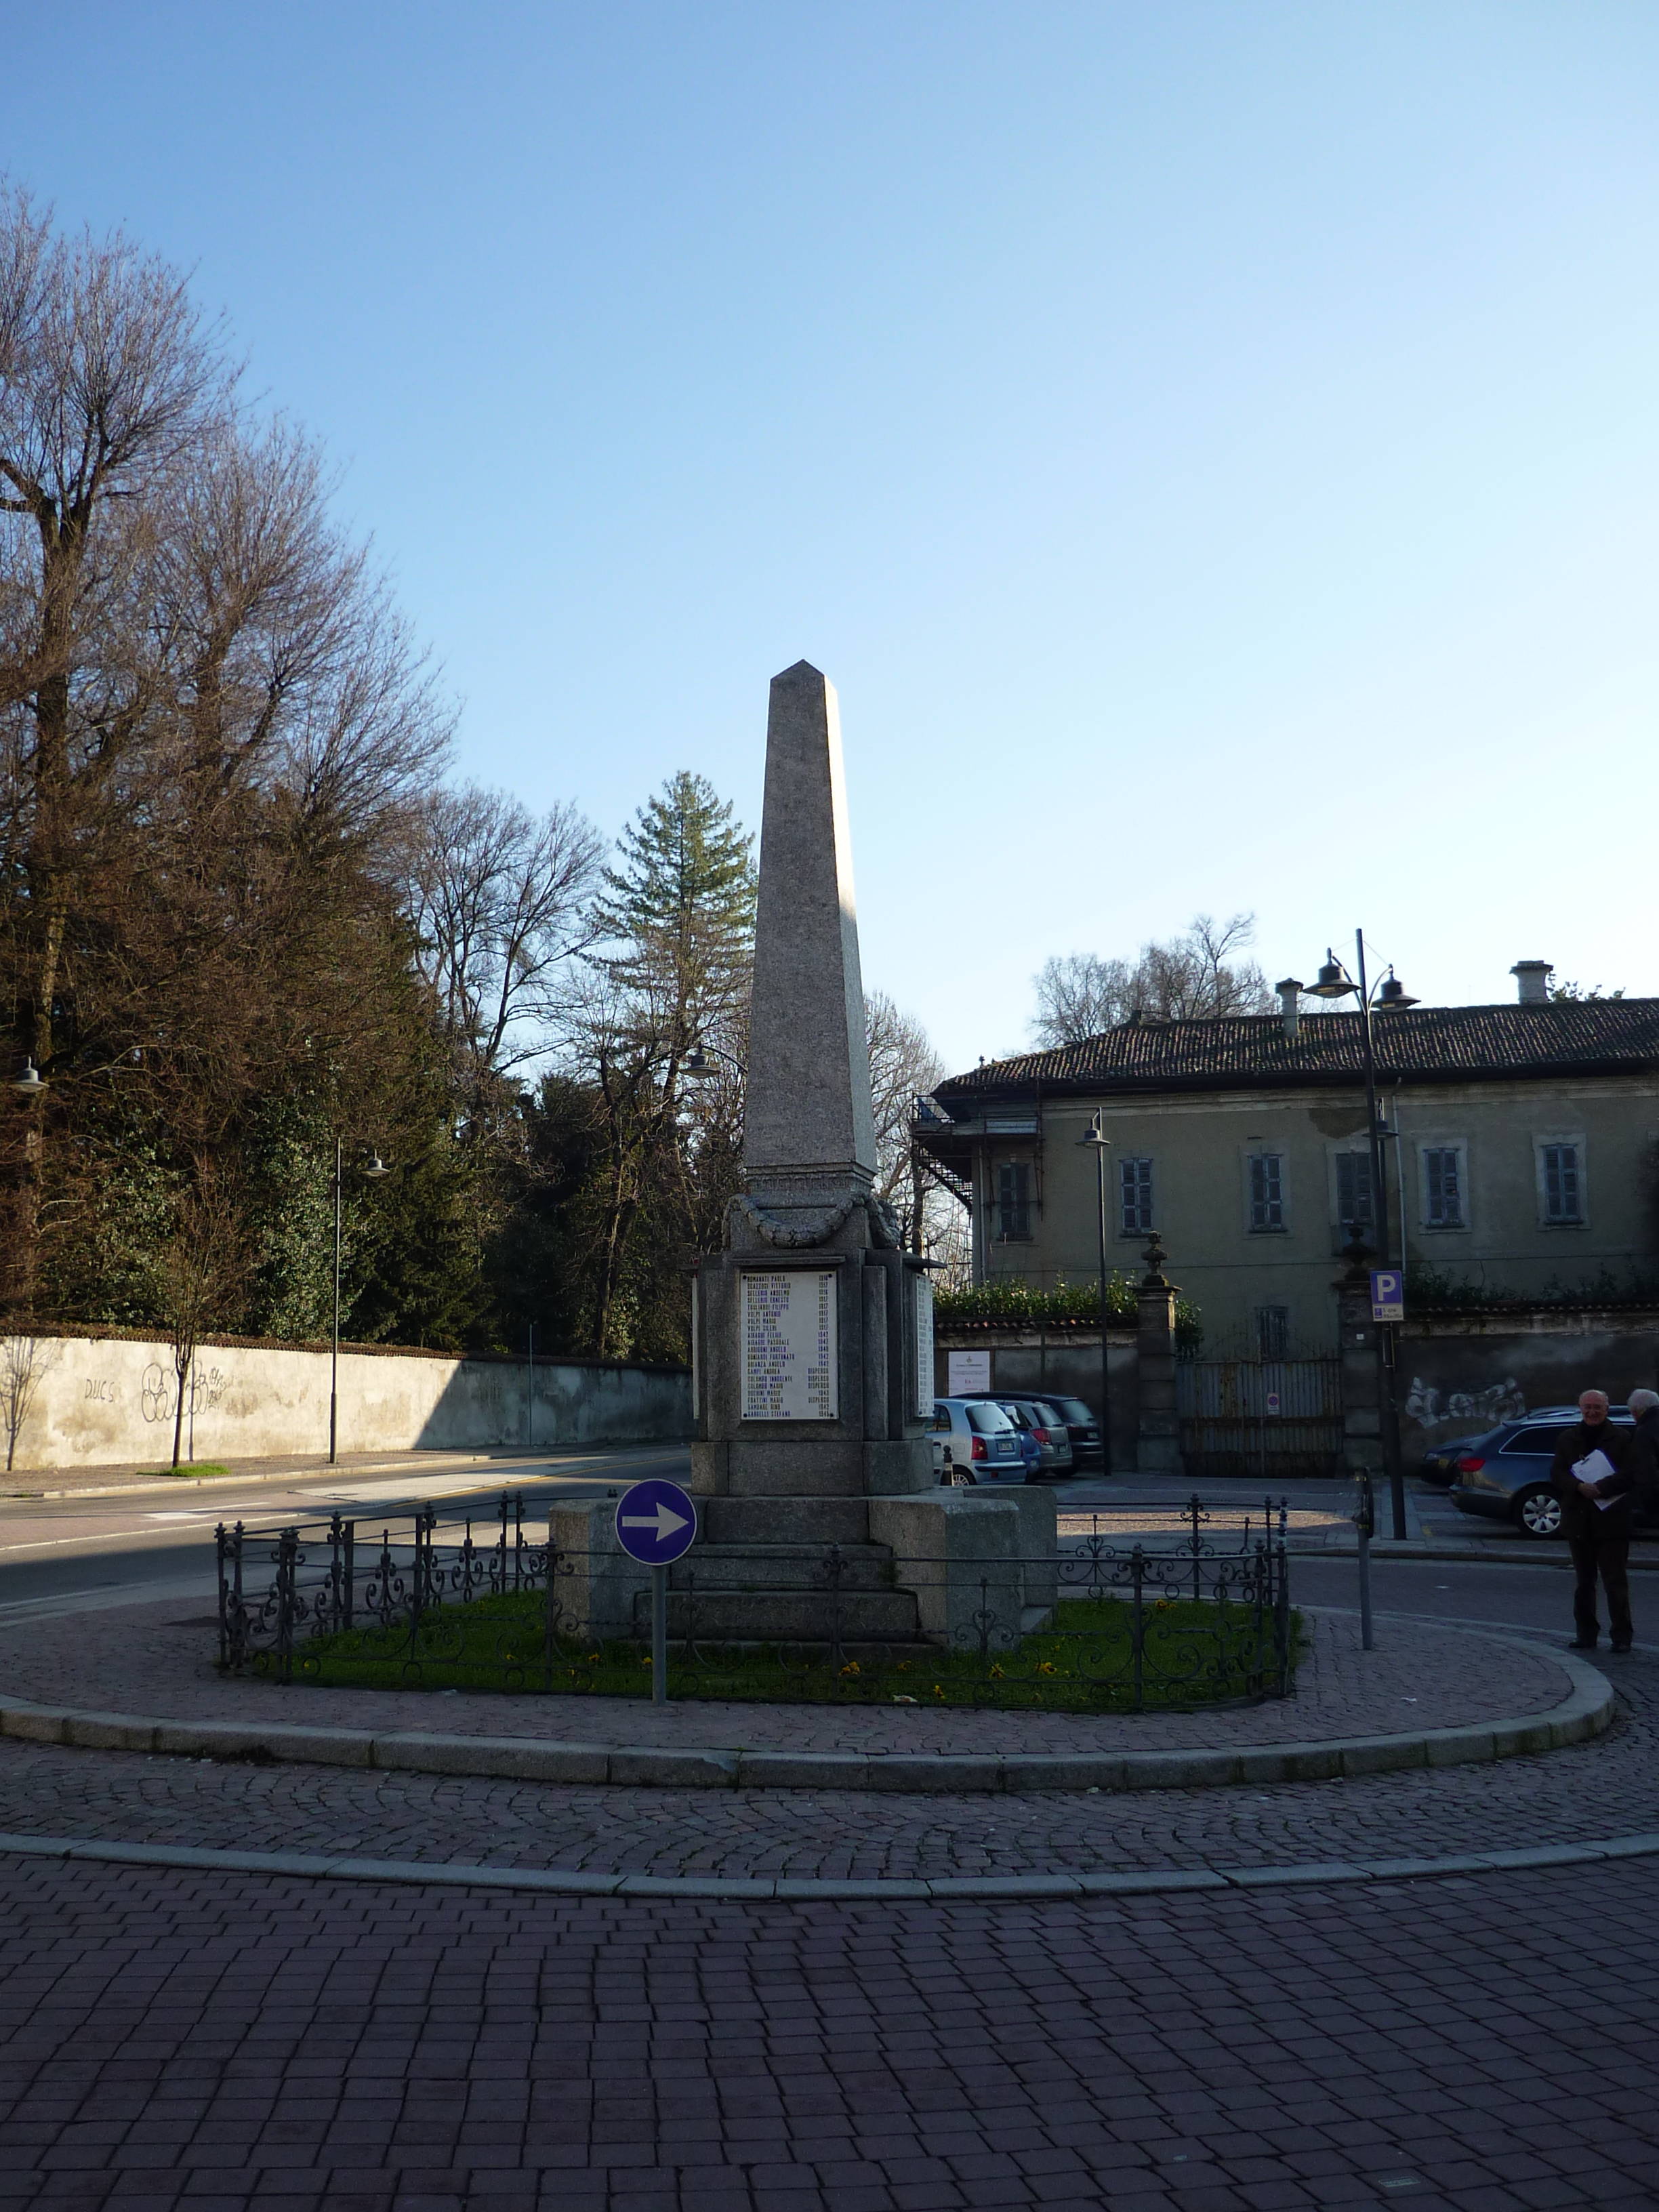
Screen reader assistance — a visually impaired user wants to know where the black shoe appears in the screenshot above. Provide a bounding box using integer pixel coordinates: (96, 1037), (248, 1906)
(1570, 1637), (1599, 1650)
(1612, 1640), (1633, 1654)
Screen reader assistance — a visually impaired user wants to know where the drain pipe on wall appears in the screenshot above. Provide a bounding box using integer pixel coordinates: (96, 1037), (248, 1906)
(1391, 1086), (1407, 1288)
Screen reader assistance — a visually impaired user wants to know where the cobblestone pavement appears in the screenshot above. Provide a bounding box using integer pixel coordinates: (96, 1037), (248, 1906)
(0, 1603), (1570, 1758)
(3, 1849), (1657, 2212)
(0, 1647), (1652, 1886)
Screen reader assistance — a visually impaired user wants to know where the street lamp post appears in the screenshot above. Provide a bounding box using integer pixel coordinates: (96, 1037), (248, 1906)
(1078, 1110), (1113, 1477)
(330, 1141), (390, 1467)
(1305, 932), (1417, 1540)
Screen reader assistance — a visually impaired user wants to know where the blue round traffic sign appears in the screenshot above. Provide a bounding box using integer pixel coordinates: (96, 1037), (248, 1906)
(614, 1478), (698, 1565)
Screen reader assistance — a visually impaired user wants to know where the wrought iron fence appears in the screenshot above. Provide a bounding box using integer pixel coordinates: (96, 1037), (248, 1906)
(216, 1492), (555, 1689)
(216, 1489), (1294, 1712)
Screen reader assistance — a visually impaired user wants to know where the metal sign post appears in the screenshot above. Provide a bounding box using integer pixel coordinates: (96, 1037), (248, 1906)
(613, 1477), (699, 1708)
(1353, 1469), (1375, 1652)
(651, 1566), (668, 1701)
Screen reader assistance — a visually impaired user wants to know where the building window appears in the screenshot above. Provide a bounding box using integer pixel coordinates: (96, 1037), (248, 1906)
(1542, 1143), (1582, 1225)
(1422, 1147), (1465, 1229)
(1335, 1153), (1374, 1237)
(1254, 1305), (1290, 1360)
(1119, 1155), (1154, 1235)
(996, 1161), (1032, 1241)
(1248, 1153), (1285, 1233)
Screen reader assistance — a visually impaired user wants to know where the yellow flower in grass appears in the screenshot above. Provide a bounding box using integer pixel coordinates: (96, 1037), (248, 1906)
(932, 1683), (945, 1698)
(839, 1660), (861, 1678)
(988, 1664), (1005, 1680)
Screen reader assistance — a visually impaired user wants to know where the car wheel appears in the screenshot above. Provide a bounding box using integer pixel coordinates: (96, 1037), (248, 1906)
(951, 1465), (977, 1487)
(1515, 1486), (1563, 1539)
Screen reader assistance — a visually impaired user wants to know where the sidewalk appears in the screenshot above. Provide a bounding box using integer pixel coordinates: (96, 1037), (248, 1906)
(0, 1439), (680, 1505)
(0, 1585), (1598, 1770)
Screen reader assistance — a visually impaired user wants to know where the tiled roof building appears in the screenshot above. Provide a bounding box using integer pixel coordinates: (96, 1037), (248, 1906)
(916, 990), (1659, 1351)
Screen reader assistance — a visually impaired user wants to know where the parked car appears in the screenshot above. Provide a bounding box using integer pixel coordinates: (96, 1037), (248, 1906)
(975, 1396), (1076, 1479)
(1448, 1407), (1639, 1538)
(1000, 1410), (1043, 1479)
(1040, 1393), (1103, 1467)
(1420, 1435), (1488, 1488)
(927, 1398), (1025, 1484)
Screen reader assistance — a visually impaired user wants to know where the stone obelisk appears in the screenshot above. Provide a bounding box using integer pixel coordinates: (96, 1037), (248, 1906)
(691, 661), (934, 1515)
(739, 662), (881, 1246)
(554, 661), (1055, 1652)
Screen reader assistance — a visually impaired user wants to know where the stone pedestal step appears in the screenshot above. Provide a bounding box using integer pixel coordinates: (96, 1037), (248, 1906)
(651, 1586), (923, 1643)
(696, 1496), (876, 1548)
(669, 1543), (895, 1595)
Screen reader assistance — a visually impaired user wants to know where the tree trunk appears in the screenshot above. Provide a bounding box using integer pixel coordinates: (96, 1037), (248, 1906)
(171, 1349), (190, 1468)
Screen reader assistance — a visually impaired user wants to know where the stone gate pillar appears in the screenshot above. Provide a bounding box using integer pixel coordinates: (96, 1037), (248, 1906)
(1136, 1234), (1183, 1476)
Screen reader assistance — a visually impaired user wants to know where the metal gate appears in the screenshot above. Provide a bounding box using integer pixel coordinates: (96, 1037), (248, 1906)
(1176, 1354), (1343, 1478)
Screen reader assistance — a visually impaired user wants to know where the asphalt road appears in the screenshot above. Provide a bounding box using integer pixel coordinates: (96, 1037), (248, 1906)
(0, 1453), (1601, 1649)
(0, 1443), (689, 1620)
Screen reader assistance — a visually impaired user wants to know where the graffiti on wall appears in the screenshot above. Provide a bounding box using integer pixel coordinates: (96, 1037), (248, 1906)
(139, 1364), (230, 1425)
(1405, 1376), (1528, 1432)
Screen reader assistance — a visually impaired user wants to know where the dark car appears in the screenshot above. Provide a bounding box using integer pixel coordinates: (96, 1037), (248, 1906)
(1448, 1408), (1639, 1538)
(1420, 1435), (1487, 1488)
(970, 1396), (1074, 1478)
(1039, 1393), (1104, 1467)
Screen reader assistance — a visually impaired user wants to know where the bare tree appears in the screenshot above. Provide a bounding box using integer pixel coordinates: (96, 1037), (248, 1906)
(409, 783), (602, 1082)
(0, 1330), (56, 1471)
(0, 188), (455, 1328)
(0, 182), (230, 1072)
(154, 1160), (245, 1469)
(865, 990), (945, 1248)
(1027, 952), (1136, 1046)
(1030, 914), (1271, 1046)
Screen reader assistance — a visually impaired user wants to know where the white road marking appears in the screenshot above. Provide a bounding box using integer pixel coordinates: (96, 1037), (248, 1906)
(0, 1575), (212, 1627)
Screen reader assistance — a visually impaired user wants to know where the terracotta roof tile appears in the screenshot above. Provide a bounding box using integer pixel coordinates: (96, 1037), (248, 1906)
(934, 1000), (1659, 1104)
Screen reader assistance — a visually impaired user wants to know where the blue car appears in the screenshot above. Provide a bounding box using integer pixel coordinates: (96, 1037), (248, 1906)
(1448, 1407), (1639, 1538)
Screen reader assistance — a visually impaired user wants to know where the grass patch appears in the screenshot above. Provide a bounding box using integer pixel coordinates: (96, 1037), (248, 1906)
(272, 1589), (1301, 1710)
(146, 1462), (233, 1479)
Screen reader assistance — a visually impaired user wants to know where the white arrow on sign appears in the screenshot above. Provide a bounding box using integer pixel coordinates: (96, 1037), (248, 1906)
(620, 1502), (691, 1542)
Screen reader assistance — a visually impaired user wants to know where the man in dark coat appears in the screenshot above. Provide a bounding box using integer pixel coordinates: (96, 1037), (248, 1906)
(1550, 1390), (1636, 1651)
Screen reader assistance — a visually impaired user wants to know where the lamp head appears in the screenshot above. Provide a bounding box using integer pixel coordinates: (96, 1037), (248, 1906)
(1306, 950), (1355, 1000)
(1077, 1108), (1110, 1149)
(363, 1153), (390, 1179)
(9, 1058), (45, 1099)
(682, 1045), (713, 1080)
(1375, 969), (1418, 1011)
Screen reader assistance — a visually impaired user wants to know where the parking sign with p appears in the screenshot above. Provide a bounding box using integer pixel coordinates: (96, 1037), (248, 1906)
(1370, 1270), (1404, 1323)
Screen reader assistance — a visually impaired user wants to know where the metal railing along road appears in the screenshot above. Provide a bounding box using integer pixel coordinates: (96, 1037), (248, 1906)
(216, 1490), (1294, 1713)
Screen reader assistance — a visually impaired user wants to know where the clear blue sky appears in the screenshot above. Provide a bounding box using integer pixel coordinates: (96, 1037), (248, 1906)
(9, 3), (1659, 1070)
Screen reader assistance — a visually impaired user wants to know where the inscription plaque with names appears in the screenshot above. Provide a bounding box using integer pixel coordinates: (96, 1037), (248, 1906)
(914, 1273), (935, 1418)
(741, 1271), (838, 1420)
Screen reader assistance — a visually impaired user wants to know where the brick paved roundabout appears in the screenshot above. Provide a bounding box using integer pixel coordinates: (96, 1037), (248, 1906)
(5, 1600), (1659, 2209)
(0, 1599), (1611, 1799)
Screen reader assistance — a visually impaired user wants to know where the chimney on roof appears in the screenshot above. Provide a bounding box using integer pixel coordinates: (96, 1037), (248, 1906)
(1511, 960), (1552, 1006)
(1275, 978), (1303, 1040)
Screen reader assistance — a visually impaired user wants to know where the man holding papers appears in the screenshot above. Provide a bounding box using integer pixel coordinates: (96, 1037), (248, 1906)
(1549, 1389), (1637, 1651)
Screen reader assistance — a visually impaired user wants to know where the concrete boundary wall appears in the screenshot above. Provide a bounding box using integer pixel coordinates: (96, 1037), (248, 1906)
(1398, 1307), (1659, 1457)
(1, 1334), (691, 1471)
